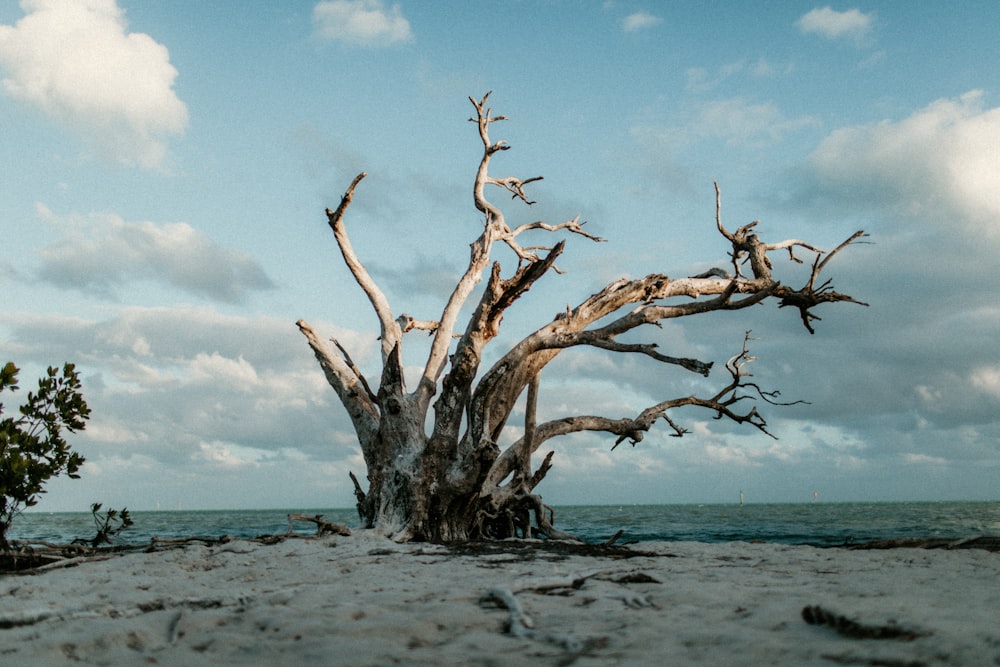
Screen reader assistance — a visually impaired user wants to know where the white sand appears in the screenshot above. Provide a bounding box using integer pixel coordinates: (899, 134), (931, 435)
(2, 532), (998, 665)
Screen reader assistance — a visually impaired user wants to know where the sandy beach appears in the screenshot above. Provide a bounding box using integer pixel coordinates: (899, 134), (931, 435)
(2, 531), (998, 666)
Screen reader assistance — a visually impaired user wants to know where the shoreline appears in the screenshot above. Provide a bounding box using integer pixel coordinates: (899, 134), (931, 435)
(2, 531), (998, 665)
(12, 501), (1000, 549)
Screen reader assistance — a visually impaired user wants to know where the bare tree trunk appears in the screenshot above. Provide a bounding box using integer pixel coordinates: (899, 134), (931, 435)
(298, 93), (867, 542)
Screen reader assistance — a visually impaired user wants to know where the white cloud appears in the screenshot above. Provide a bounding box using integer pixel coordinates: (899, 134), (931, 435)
(3, 307), (373, 475)
(685, 58), (789, 94)
(704, 442), (762, 467)
(790, 90), (1000, 441)
(902, 453), (949, 466)
(808, 90), (1000, 233)
(187, 353), (261, 393)
(693, 98), (820, 145)
(0, 0), (188, 168)
(196, 441), (269, 469)
(621, 11), (662, 33)
(796, 6), (874, 42)
(313, 0), (413, 47)
(34, 205), (274, 303)
(970, 365), (1000, 400)
(632, 98), (820, 153)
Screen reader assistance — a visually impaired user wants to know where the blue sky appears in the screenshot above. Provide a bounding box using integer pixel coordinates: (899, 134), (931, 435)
(2, 1), (998, 512)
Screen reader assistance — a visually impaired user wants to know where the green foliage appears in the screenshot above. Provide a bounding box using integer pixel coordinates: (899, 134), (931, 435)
(84, 502), (133, 547)
(0, 362), (90, 549)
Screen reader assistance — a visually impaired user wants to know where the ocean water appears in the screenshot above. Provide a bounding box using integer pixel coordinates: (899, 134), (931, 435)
(9, 501), (1000, 547)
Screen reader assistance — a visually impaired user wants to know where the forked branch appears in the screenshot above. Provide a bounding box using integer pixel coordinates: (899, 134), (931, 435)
(323, 172), (402, 361)
(468, 93), (604, 264)
(777, 230), (870, 333)
(715, 181), (869, 331)
(480, 332), (797, 498)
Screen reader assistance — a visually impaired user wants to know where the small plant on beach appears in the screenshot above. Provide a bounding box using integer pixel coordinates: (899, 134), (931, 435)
(80, 503), (133, 547)
(298, 92), (867, 542)
(0, 362), (90, 550)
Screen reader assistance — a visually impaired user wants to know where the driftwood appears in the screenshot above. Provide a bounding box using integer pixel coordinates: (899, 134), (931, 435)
(286, 513), (351, 536)
(481, 587), (588, 652)
(480, 568), (660, 654)
(802, 605), (926, 641)
(1, 521), (352, 575)
(0, 594), (250, 631)
(844, 536), (1000, 552)
(0, 541), (113, 573)
(480, 572), (604, 653)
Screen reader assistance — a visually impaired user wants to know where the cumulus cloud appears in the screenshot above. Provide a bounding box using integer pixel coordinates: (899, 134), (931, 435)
(187, 353), (261, 393)
(1, 306), (377, 508)
(313, 0), (413, 47)
(777, 89), (1000, 465)
(807, 90), (1000, 232)
(34, 205), (274, 303)
(796, 6), (874, 42)
(0, 0), (188, 168)
(575, 80), (1000, 500)
(621, 11), (662, 32)
(7, 306), (376, 378)
(4, 306), (374, 455)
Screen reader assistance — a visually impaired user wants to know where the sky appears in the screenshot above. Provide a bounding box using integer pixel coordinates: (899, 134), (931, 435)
(1, 0), (998, 513)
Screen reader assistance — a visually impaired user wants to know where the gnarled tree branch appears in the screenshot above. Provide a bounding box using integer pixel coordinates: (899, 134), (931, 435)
(323, 173), (402, 365)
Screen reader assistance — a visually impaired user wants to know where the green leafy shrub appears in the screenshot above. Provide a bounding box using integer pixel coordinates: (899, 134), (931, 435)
(82, 502), (133, 547)
(0, 362), (90, 549)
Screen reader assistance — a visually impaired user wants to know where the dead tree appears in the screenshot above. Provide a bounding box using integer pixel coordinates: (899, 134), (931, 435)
(297, 93), (867, 542)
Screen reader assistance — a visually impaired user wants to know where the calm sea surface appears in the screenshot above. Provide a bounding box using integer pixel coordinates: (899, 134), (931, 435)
(10, 501), (1000, 547)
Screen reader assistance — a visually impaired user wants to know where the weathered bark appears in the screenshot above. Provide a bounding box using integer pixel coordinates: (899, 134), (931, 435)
(298, 92), (867, 542)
